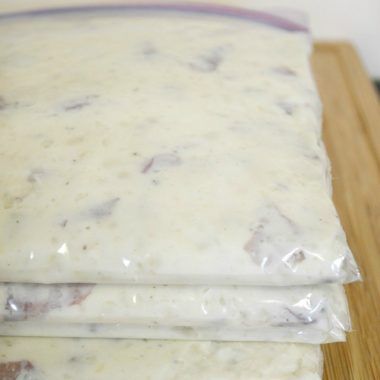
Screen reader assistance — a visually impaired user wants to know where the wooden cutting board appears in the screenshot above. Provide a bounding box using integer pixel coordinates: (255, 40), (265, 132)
(311, 43), (380, 380)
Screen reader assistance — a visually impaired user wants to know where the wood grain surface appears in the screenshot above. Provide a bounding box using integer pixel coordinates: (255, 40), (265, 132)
(311, 43), (380, 380)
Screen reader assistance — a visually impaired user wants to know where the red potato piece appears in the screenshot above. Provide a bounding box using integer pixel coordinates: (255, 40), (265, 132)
(62, 94), (98, 111)
(243, 205), (300, 269)
(189, 45), (229, 73)
(5, 284), (94, 321)
(273, 66), (297, 76)
(0, 360), (34, 380)
(87, 198), (120, 219)
(68, 285), (93, 306)
(142, 153), (181, 173)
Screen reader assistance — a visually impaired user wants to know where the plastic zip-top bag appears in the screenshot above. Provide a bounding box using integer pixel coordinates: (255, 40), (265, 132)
(1, 283), (349, 343)
(0, 338), (323, 380)
(0, 3), (359, 285)
(0, 321), (343, 343)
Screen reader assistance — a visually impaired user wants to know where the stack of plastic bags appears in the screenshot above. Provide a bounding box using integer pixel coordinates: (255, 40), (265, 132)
(0, 2), (359, 379)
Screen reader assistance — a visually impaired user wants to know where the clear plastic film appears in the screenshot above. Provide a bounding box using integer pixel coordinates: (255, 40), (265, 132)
(0, 322), (341, 344)
(0, 283), (350, 343)
(0, 337), (323, 380)
(0, 2), (359, 286)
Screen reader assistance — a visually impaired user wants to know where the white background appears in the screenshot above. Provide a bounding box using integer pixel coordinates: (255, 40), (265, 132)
(262, 0), (380, 78)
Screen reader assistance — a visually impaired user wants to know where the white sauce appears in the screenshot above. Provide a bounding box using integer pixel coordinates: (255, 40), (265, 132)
(0, 10), (358, 285)
(0, 337), (322, 380)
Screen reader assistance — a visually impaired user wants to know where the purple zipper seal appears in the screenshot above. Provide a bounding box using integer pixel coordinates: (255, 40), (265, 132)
(0, 2), (308, 32)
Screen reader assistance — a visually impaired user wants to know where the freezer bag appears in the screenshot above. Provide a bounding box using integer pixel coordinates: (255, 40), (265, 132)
(1, 283), (349, 343)
(0, 3), (359, 285)
(0, 337), (323, 380)
(0, 320), (344, 344)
